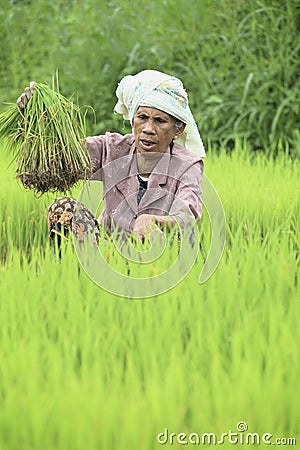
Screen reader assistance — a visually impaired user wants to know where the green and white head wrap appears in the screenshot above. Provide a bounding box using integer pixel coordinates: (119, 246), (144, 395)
(114, 70), (206, 157)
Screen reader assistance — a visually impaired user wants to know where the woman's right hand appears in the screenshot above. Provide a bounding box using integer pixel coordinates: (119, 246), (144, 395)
(17, 81), (36, 109)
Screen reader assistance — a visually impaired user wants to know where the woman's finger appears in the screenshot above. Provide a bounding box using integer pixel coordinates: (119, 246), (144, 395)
(24, 86), (31, 101)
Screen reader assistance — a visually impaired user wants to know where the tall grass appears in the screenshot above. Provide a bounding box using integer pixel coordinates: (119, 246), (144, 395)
(0, 141), (299, 449)
(1, 0), (299, 155)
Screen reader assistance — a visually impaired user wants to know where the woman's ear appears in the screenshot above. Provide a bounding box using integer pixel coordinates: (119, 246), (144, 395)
(174, 123), (186, 139)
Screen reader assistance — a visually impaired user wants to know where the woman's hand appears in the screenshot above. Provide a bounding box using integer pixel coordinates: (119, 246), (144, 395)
(132, 214), (159, 241)
(17, 81), (36, 109)
(133, 213), (178, 241)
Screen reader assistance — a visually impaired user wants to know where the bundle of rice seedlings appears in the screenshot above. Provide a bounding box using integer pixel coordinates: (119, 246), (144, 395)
(0, 79), (92, 194)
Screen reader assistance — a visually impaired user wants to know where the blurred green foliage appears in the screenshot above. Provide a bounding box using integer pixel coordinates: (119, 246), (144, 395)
(0, 0), (299, 156)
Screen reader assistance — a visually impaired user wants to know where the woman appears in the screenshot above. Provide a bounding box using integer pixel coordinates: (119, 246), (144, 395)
(17, 70), (206, 242)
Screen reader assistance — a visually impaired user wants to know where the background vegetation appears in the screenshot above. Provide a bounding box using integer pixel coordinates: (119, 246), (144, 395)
(0, 1), (299, 449)
(1, 0), (299, 156)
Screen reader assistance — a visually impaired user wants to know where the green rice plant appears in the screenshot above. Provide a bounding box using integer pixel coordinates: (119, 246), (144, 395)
(0, 78), (91, 194)
(0, 140), (299, 449)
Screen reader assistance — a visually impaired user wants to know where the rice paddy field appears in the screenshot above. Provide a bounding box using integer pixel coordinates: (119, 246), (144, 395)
(0, 141), (299, 449)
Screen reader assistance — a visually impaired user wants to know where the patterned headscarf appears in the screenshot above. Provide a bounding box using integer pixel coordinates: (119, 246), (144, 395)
(114, 70), (206, 157)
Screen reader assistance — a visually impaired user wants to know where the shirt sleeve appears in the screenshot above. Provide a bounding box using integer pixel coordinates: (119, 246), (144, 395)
(85, 135), (108, 176)
(168, 159), (204, 227)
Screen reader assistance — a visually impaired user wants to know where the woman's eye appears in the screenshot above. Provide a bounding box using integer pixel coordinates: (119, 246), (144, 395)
(155, 118), (166, 123)
(137, 115), (148, 120)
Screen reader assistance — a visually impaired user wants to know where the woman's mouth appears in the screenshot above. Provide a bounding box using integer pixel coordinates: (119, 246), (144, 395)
(139, 139), (157, 151)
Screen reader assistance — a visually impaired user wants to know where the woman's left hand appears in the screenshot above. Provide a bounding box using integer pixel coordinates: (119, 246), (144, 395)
(132, 214), (158, 240)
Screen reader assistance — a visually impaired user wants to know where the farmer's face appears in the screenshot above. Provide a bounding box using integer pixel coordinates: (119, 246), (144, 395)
(132, 107), (183, 154)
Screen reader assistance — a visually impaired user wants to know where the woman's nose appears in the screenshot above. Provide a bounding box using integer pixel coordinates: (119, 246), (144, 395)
(142, 119), (155, 134)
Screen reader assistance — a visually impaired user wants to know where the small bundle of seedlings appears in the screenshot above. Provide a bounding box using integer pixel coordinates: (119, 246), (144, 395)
(0, 79), (92, 194)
